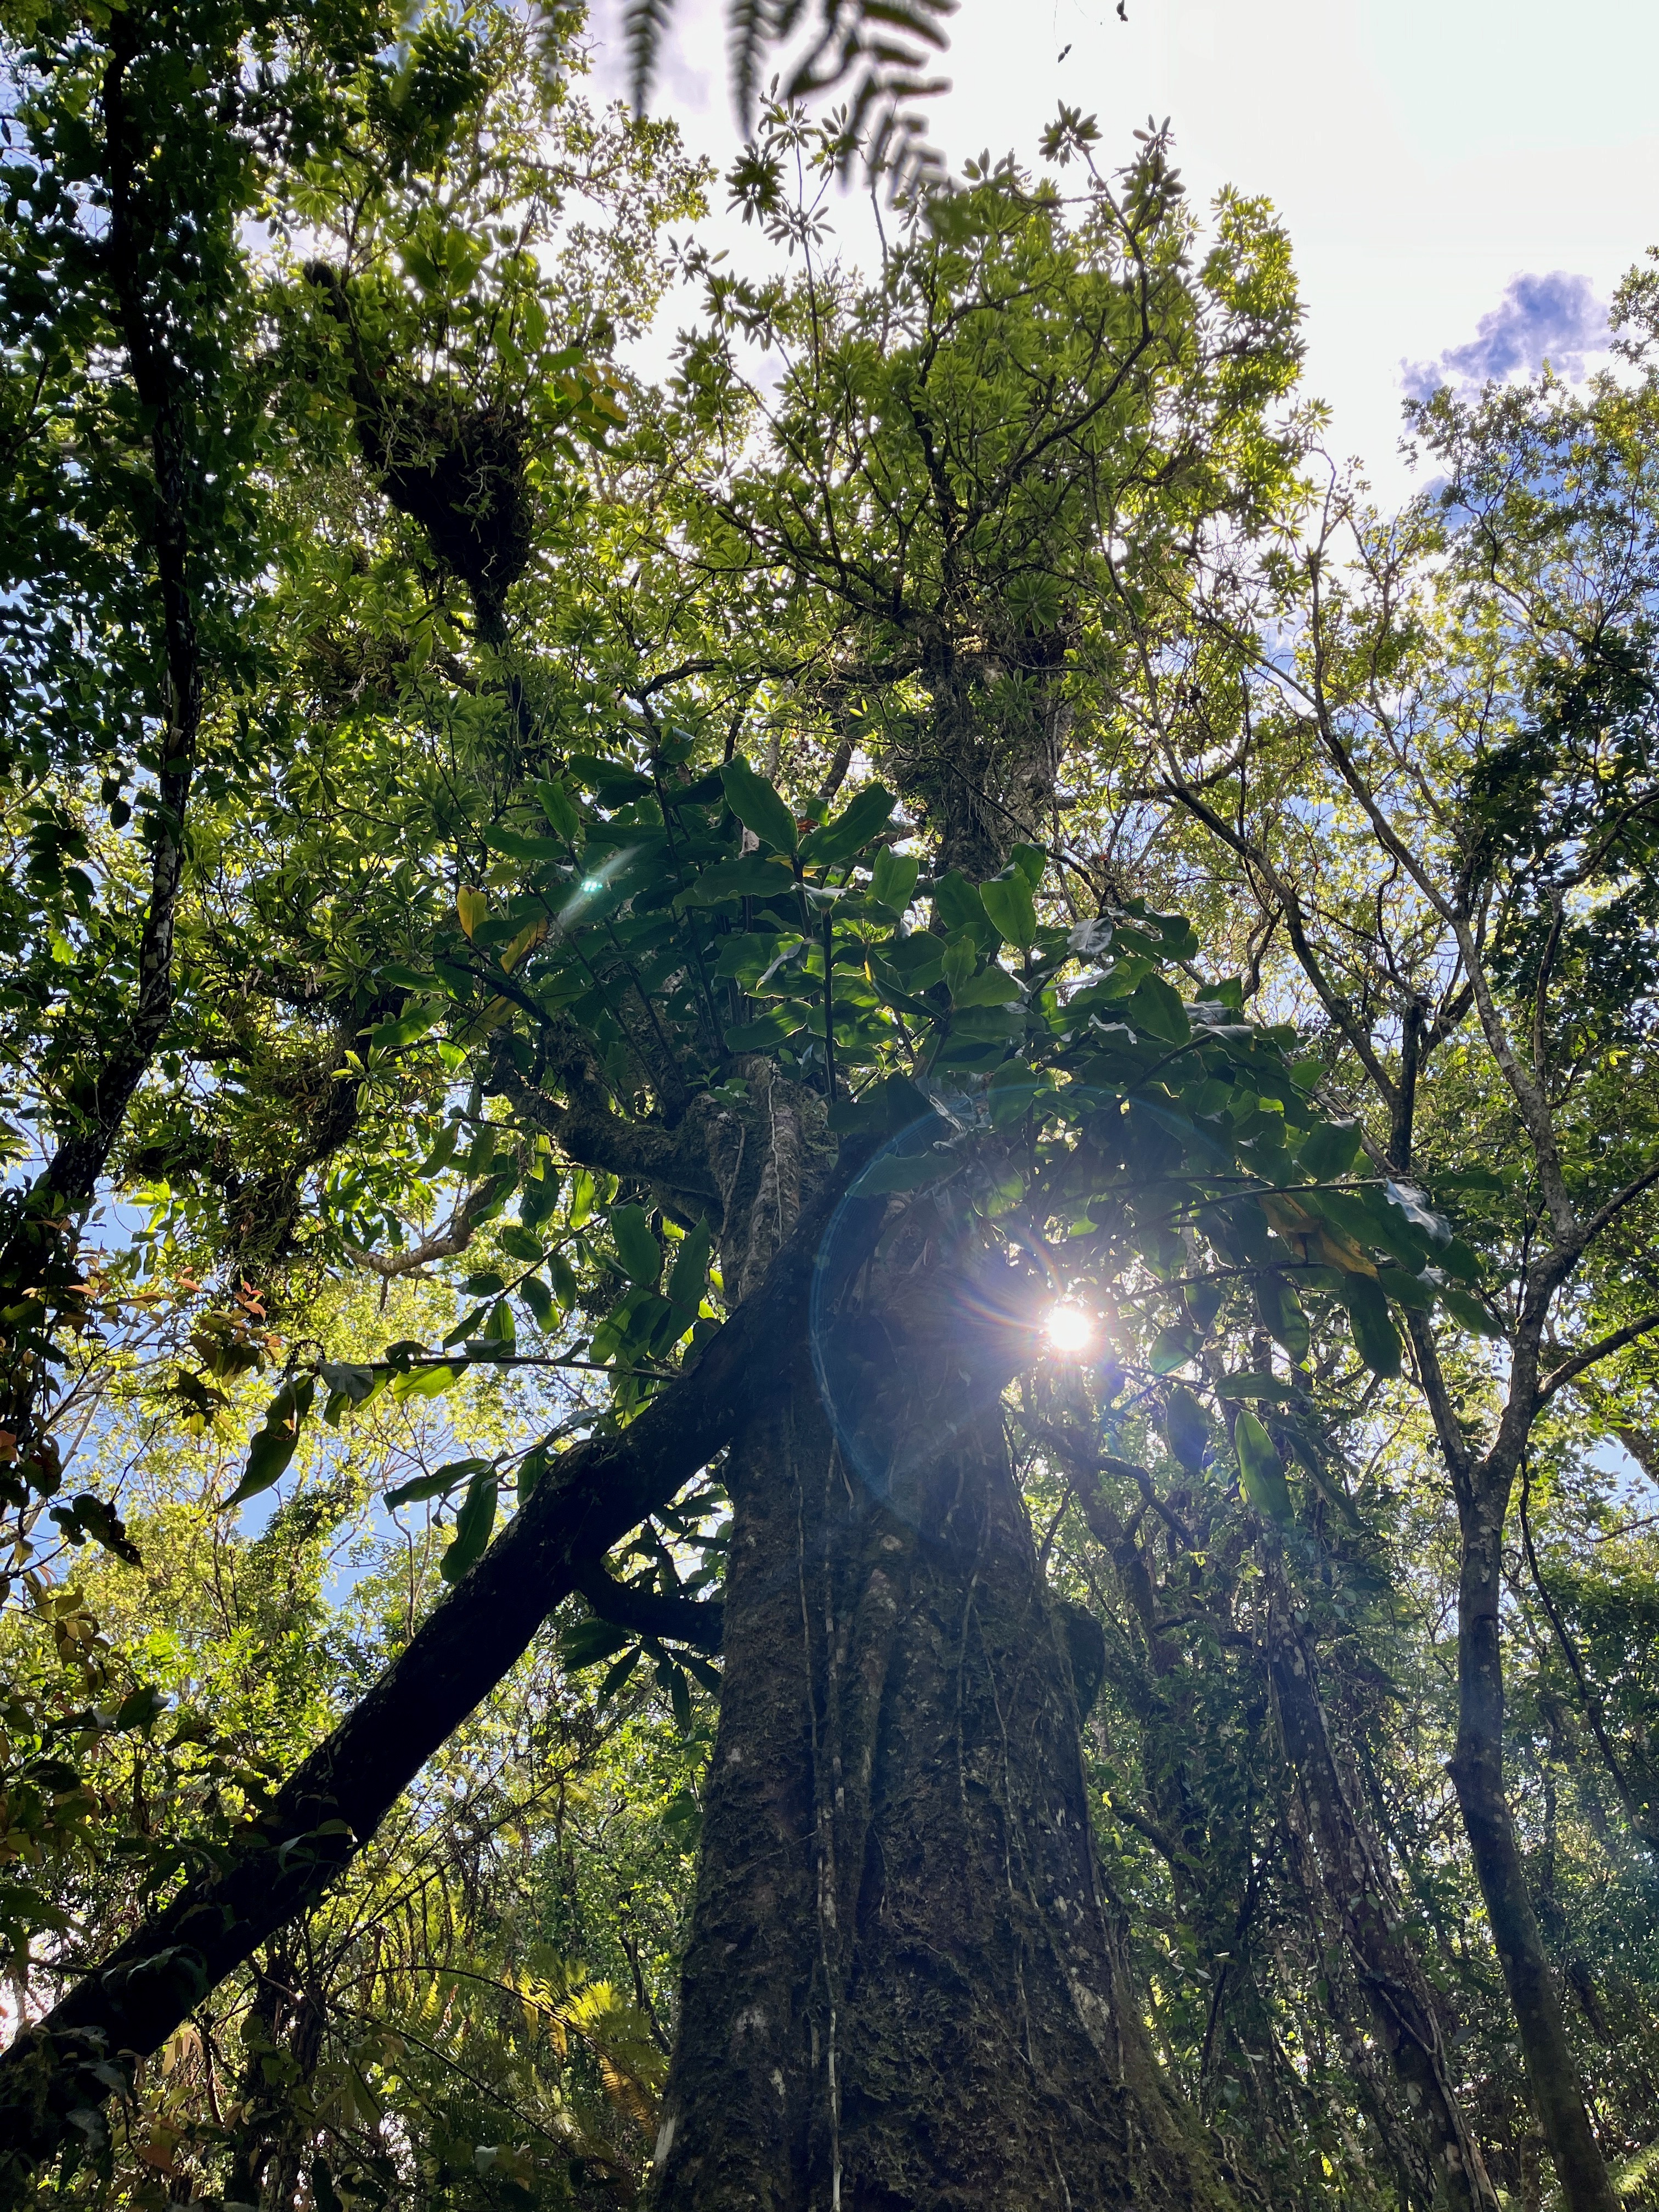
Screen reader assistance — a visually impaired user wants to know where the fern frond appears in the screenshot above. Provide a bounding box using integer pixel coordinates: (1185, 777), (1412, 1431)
(782, 0), (955, 192)
(624, 0), (676, 110)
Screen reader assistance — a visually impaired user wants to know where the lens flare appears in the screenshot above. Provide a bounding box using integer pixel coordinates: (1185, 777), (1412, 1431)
(1045, 1301), (1097, 1357)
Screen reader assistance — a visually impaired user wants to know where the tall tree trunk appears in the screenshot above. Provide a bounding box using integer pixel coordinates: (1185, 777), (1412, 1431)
(1448, 1488), (1619, 2212)
(1265, 1568), (1497, 2212)
(654, 1232), (1237, 2211)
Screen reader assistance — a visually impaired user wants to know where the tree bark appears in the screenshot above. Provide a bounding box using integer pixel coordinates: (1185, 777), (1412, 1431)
(653, 1229), (1237, 2211)
(1265, 1568), (1497, 2212)
(1448, 1489), (1619, 2212)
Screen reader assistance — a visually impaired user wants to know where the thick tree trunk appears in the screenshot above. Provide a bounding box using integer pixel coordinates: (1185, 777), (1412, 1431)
(654, 1235), (1235, 2211)
(1448, 1496), (1619, 2212)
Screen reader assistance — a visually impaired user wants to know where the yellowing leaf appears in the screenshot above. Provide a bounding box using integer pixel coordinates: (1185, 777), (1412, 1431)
(500, 916), (548, 972)
(456, 884), (488, 940)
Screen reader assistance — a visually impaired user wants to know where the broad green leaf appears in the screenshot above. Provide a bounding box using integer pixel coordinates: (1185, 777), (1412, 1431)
(980, 867), (1037, 951)
(559, 1616), (633, 1670)
(933, 871), (998, 952)
(1164, 1386), (1210, 1472)
(1217, 1371), (1297, 1402)
(535, 777), (580, 840)
(1438, 1285), (1505, 1337)
(667, 1218), (712, 1319)
(870, 847), (919, 912)
(385, 1458), (490, 1509)
(499, 1222), (545, 1264)
(720, 757), (799, 853)
(1254, 1276), (1310, 1363)
(611, 1204), (661, 1286)
(951, 963), (1022, 1007)
(725, 1009), (804, 1053)
(520, 1275), (557, 1330)
(439, 1474), (498, 1584)
(680, 855), (795, 907)
(1234, 1408), (1293, 1522)
(986, 1060), (1045, 1127)
(1339, 1272), (1403, 1378)
(225, 1423), (296, 1509)
(850, 1146), (960, 1196)
(1150, 1323), (1202, 1374)
(1124, 974), (1188, 1046)
(225, 1375), (315, 1508)
(798, 782), (895, 867)
(390, 1361), (460, 1401)
(1297, 1119), (1363, 1181)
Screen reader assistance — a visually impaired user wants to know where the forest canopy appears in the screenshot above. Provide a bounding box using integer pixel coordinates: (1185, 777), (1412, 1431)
(1, 5), (1658, 2212)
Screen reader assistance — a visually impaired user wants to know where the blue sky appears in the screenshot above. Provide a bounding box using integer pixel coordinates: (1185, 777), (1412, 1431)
(588, 0), (1659, 505)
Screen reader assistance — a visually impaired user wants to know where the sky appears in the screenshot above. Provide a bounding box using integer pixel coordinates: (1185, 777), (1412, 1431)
(585, 0), (1659, 507)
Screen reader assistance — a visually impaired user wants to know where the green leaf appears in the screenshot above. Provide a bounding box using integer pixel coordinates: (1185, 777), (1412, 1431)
(520, 1275), (556, 1330)
(1150, 1323), (1203, 1374)
(598, 1647), (645, 1702)
(1234, 1408), (1293, 1521)
(318, 1361), (378, 1406)
(439, 1474), (498, 1584)
(226, 1423), (297, 1509)
(850, 1146), (961, 1195)
(667, 1218), (712, 1319)
(1253, 1275), (1310, 1363)
(679, 854), (796, 907)
(720, 757), (799, 853)
(951, 963), (1022, 1007)
(369, 1002), (443, 1053)
(499, 1222), (544, 1264)
(558, 1616), (633, 1670)
(1438, 1285), (1505, 1337)
(933, 871), (998, 952)
(986, 1060), (1046, 1127)
(386, 1458), (489, 1509)
(535, 777), (580, 841)
(114, 1684), (167, 1732)
(661, 1656), (693, 1735)
(611, 1203), (661, 1286)
(1216, 1371), (1297, 1402)
(980, 867), (1038, 951)
(724, 1009), (805, 1052)
(1339, 1272), (1403, 1378)
(1297, 1119), (1363, 1181)
(1164, 1386), (1210, 1472)
(1124, 974), (1189, 1045)
(225, 1374), (315, 1508)
(799, 783), (895, 867)
(870, 847), (919, 912)
(391, 1361), (461, 1401)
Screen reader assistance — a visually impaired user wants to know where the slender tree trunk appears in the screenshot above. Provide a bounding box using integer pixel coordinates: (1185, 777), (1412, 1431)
(1448, 1488), (1619, 2212)
(1265, 1569), (1497, 2212)
(654, 1237), (1237, 2211)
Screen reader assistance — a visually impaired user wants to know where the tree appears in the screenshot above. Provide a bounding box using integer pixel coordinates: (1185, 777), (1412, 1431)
(0, 24), (1460, 2200)
(1102, 303), (1659, 2212)
(6, 10), (1659, 2211)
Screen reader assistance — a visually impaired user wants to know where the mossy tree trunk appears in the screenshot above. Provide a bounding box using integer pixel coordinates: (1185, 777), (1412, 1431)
(653, 1221), (1238, 2212)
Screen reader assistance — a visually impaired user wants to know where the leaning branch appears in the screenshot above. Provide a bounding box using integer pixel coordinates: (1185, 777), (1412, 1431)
(0, 1169), (848, 2190)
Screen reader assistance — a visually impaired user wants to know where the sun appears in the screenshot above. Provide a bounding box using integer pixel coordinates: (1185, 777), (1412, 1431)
(1044, 1302), (1097, 1357)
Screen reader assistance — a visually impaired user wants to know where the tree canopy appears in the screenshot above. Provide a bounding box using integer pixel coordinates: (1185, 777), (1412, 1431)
(2, 8), (1658, 2212)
